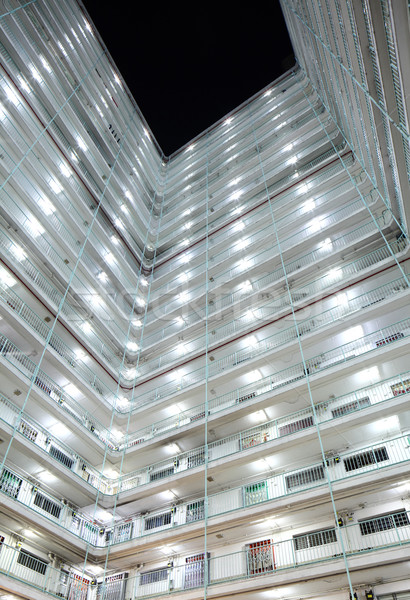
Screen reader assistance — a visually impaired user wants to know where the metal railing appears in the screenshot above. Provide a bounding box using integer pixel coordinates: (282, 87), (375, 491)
(0, 502), (410, 598)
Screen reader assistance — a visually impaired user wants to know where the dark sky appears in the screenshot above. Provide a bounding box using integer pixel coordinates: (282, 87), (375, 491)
(81, 3), (294, 155)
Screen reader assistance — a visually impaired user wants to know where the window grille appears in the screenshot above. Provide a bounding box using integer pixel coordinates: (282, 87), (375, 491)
(184, 553), (209, 589)
(246, 540), (274, 575)
(0, 468), (22, 498)
(49, 445), (74, 469)
(19, 420), (38, 441)
(279, 415), (314, 437)
(391, 379), (410, 396)
(17, 549), (48, 575)
(145, 511), (172, 531)
(96, 572), (128, 600)
(33, 491), (62, 519)
(285, 465), (325, 489)
(244, 481), (268, 505)
(293, 528), (337, 551)
(186, 500), (205, 522)
(359, 510), (410, 535)
(188, 450), (205, 469)
(343, 447), (389, 472)
(331, 396), (370, 418)
(149, 466), (174, 482)
(140, 568), (168, 585)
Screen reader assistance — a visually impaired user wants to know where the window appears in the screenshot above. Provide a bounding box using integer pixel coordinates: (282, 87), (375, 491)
(285, 465), (325, 490)
(343, 447), (389, 472)
(140, 568), (168, 586)
(293, 528), (337, 551)
(145, 511), (172, 531)
(149, 466), (174, 482)
(17, 549), (48, 575)
(49, 445), (74, 469)
(331, 396), (370, 418)
(359, 510), (410, 535)
(279, 415), (314, 437)
(33, 491), (62, 519)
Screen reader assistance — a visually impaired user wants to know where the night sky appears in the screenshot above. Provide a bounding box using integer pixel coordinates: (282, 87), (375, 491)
(81, 3), (294, 155)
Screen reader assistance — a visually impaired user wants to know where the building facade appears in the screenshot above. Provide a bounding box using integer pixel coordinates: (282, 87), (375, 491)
(0, 1), (409, 600)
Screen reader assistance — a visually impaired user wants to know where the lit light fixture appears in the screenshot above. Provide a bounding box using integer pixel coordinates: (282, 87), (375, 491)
(234, 221), (245, 231)
(126, 341), (139, 352)
(236, 238), (249, 250)
(309, 217), (321, 233)
(60, 164), (71, 177)
(303, 199), (315, 212)
(181, 239), (190, 246)
(140, 276), (148, 287)
(321, 237), (332, 248)
(111, 236), (119, 245)
(263, 90), (272, 97)
(28, 218), (44, 237)
(40, 56), (52, 73)
(125, 190), (132, 201)
(177, 343), (186, 355)
(77, 137), (87, 151)
(88, 565), (104, 575)
(136, 296), (146, 307)
(229, 178), (240, 187)
(37, 470), (56, 483)
(132, 319), (142, 328)
(231, 190), (243, 201)
(179, 272), (188, 282)
(105, 252), (115, 264)
(287, 155), (298, 165)
(82, 321), (92, 334)
(114, 218), (123, 228)
(239, 257), (250, 269)
(19, 76), (30, 92)
(175, 316), (184, 325)
(6, 87), (19, 106)
(299, 183), (309, 194)
(284, 143), (293, 152)
(50, 422), (70, 437)
(224, 116), (233, 125)
(328, 267), (342, 279)
(247, 335), (258, 348)
(120, 204), (128, 214)
(178, 291), (189, 302)
(241, 280), (252, 292)
(123, 368), (137, 380)
(74, 348), (86, 360)
(38, 197), (55, 215)
(10, 244), (26, 261)
(30, 65), (42, 82)
(181, 253), (190, 264)
(49, 179), (62, 194)
(168, 443), (181, 454)
(97, 271), (108, 282)
(0, 266), (16, 286)
(162, 489), (176, 500)
(114, 73), (121, 85)
(183, 208), (191, 216)
(184, 221), (192, 230)
(187, 144), (195, 152)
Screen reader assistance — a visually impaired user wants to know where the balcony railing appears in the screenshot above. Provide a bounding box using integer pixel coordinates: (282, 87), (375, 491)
(0, 504), (409, 599)
(1, 427), (410, 550)
(1, 313), (409, 456)
(1, 361), (409, 501)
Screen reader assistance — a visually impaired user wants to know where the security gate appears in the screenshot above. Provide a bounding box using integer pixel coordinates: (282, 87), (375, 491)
(183, 553), (210, 589)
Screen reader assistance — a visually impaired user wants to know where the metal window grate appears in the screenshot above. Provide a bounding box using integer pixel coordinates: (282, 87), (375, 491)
(285, 465), (325, 489)
(0, 468), (22, 499)
(293, 528), (337, 551)
(144, 511), (172, 531)
(279, 415), (314, 436)
(33, 491), (62, 519)
(331, 396), (370, 418)
(343, 447), (389, 472)
(359, 510), (410, 535)
(49, 445), (74, 469)
(140, 568), (168, 585)
(17, 549), (47, 575)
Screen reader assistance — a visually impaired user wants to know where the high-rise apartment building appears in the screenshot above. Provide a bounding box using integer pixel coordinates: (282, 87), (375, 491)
(0, 1), (409, 599)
